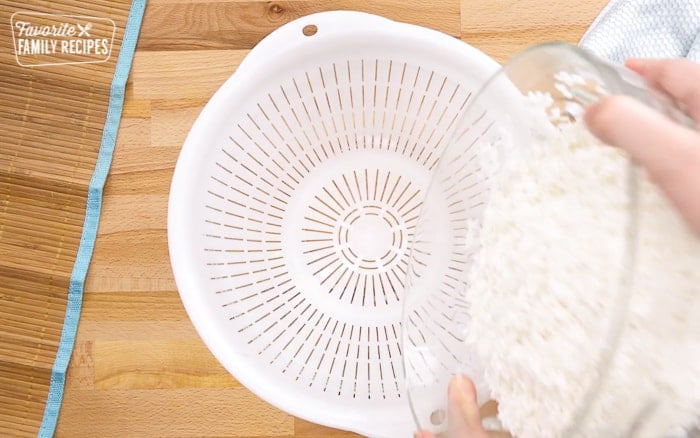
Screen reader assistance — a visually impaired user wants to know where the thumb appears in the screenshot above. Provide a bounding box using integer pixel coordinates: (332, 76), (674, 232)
(584, 95), (697, 179)
(585, 95), (700, 233)
(447, 376), (489, 438)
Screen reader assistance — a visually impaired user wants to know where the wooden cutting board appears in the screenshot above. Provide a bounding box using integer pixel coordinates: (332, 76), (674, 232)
(55, 0), (607, 436)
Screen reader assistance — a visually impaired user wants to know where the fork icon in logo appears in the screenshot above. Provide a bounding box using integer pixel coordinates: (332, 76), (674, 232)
(77, 22), (92, 37)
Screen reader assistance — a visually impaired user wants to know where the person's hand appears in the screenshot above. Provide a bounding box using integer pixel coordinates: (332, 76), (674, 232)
(415, 60), (700, 438)
(584, 58), (700, 234)
(414, 376), (510, 438)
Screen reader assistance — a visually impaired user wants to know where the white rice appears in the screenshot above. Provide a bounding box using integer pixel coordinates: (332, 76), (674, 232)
(465, 93), (700, 438)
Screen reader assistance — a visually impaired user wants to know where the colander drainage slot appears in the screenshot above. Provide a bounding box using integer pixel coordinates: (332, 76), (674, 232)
(430, 408), (446, 426)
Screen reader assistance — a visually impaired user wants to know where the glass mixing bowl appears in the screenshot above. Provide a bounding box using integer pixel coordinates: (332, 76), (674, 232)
(401, 42), (697, 437)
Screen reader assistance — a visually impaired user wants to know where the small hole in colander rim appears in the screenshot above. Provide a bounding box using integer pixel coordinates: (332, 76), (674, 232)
(430, 408), (446, 426)
(302, 24), (317, 36)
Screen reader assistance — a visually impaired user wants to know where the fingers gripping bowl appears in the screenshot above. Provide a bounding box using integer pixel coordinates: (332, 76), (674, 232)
(402, 43), (700, 438)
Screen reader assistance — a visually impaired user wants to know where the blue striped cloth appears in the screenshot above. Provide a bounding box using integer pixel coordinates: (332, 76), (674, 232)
(580, 0), (700, 62)
(37, 1), (146, 436)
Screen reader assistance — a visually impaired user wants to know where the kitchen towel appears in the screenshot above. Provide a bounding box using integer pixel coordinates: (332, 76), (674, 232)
(580, 0), (700, 62)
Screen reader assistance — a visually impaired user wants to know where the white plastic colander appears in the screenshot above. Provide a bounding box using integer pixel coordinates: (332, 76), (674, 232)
(167, 11), (500, 437)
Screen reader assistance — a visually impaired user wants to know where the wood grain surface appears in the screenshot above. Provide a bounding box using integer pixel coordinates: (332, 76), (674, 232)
(0, 1), (132, 436)
(55, 0), (607, 436)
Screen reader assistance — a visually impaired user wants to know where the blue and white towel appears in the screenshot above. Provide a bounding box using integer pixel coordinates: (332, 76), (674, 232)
(580, 0), (700, 62)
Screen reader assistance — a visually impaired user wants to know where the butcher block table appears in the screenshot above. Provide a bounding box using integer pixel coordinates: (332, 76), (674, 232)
(55, 0), (607, 436)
